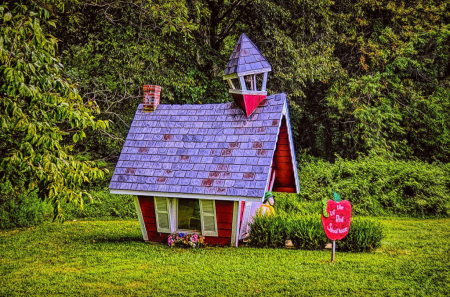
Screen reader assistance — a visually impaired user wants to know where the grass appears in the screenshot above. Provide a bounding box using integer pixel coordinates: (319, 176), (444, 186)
(1, 218), (449, 296)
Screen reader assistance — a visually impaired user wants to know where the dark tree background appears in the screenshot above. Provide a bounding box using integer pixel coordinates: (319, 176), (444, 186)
(1, 0), (449, 216)
(45, 0), (449, 162)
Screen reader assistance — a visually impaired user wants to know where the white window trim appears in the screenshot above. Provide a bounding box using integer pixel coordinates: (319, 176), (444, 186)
(199, 199), (218, 237)
(154, 197), (171, 233)
(169, 198), (177, 233)
(153, 197), (219, 237)
(173, 198), (202, 235)
(134, 196), (148, 241)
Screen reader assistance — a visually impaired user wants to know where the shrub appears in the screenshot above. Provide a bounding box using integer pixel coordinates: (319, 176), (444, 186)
(289, 215), (327, 250)
(61, 189), (137, 220)
(274, 192), (322, 217)
(248, 214), (289, 248)
(298, 156), (450, 217)
(273, 192), (305, 215)
(247, 213), (384, 252)
(0, 191), (53, 229)
(337, 217), (385, 252)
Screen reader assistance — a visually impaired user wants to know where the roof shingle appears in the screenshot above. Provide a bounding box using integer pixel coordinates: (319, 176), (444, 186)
(224, 33), (272, 77)
(109, 93), (287, 199)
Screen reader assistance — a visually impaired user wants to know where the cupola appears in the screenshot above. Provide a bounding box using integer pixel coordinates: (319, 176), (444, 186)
(222, 33), (272, 117)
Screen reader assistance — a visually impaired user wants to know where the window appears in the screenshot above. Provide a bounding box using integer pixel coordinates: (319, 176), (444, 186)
(177, 198), (201, 231)
(153, 197), (218, 236)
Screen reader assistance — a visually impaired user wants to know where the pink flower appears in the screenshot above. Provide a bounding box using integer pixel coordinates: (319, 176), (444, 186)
(191, 234), (198, 243)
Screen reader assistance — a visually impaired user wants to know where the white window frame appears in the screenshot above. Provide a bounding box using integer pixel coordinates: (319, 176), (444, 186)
(173, 198), (202, 234)
(199, 199), (218, 237)
(153, 197), (219, 237)
(170, 198), (218, 237)
(154, 197), (172, 233)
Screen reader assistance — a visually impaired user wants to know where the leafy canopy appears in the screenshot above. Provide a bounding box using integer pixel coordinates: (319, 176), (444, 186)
(0, 1), (109, 219)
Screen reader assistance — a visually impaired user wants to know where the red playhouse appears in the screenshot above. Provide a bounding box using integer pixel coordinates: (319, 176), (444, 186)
(109, 33), (300, 246)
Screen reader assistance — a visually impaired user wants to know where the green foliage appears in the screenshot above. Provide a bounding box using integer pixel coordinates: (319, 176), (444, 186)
(61, 190), (136, 220)
(298, 156), (450, 217)
(15, 0), (445, 164)
(338, 217), (385, 252)
(272, 192), (306, 215)
(289, 215), (327, 250)
(0, 1), (109, 219)
(2, 0), (450, 227)
(249, 213), (384, 252)
(248, 214), (289, 248)
(53, 0), (230, 157)
(326, 0), (450, 161)
(0, 191), (53, 229)
(21, 0), (447, 163)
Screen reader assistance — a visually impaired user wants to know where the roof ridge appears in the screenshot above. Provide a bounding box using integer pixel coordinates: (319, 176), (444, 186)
(137, 93), (286, 108)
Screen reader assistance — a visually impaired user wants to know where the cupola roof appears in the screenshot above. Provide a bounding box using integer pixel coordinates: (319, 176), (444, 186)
(223, 33), (271, 77)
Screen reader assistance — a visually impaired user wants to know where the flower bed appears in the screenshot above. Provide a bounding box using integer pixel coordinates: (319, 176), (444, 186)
(167, 231), (206, 248)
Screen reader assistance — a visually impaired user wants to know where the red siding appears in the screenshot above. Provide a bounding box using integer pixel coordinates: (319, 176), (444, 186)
(239, 201), (245, 227)
(232, 93), (246, 112)
(231, 93), (267, 117)
(243, 94), (267, 117)
(138, 197), (235, 247)
(138, 196), (168, 243)
(272, 118), (296, 193)
(205, 200), (234, 246)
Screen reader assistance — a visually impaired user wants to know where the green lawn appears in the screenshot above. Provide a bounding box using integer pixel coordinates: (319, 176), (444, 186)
(1, 218), (449, 296)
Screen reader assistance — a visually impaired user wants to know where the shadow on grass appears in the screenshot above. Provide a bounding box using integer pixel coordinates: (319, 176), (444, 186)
(70, 234), (144, 244)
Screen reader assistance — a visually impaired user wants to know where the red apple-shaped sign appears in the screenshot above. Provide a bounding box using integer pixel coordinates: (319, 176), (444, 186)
(321, 193), (352, 241)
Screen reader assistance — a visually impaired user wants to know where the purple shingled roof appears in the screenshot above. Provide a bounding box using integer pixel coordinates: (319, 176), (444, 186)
(109, 93), (288, 199)
(223, 33), (272, 76)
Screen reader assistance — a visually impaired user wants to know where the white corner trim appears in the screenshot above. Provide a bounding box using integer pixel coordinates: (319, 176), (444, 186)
(231, 201), (239, 247)
(282, 101), (287, 115)
(134, 196), (148, 241)
(170, 198), (177, 233)
(283, 99), (301, 194)
(269, 170), (276, 191)
(109, 189), (263, 202)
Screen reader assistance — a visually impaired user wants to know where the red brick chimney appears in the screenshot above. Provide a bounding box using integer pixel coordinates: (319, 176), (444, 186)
(143, 85), (161, 112)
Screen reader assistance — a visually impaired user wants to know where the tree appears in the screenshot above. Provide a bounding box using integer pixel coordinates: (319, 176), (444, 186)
(0, 1), (109, 219)
(47, 0), (450, 162)
(327, 0), (450, 161)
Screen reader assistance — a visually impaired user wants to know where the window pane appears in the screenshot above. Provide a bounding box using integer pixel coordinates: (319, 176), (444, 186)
(178, 198), (201, 231)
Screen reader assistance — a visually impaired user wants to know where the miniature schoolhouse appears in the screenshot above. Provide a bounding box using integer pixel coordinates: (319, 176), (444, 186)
(109, 33), (300, 246)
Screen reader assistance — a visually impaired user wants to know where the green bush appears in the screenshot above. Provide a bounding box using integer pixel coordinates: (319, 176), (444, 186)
(298, 156), (450, 217)
(248, 214), (384, 252)
(274, 192), (320, 217)
(248, 214), (289, 248)
(273, 193), (305, 215)
(61, 190), (137, 220)
(289, 215), (327, 250)
(0, 189), (136, 229)
(0, 191), (53, 229)
(337, 217), (385, 252)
